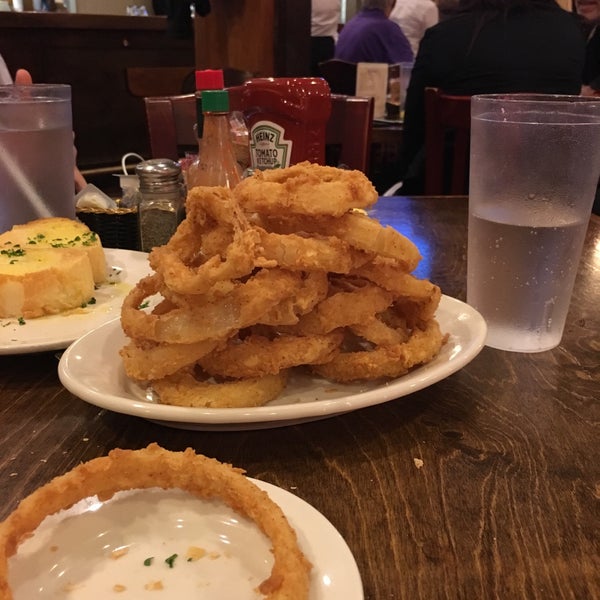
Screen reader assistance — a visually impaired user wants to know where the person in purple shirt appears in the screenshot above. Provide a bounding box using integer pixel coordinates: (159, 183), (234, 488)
(335, 0), (414, 64)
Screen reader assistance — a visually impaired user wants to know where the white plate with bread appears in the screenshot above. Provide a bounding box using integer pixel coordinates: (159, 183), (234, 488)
(0, 217), (151, 354)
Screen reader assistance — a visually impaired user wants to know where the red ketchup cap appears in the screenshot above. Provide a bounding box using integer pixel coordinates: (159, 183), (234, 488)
(195, 69), (224, 91)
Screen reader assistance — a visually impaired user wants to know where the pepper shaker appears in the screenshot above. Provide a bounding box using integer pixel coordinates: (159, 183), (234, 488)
(136, 159), (185, 253)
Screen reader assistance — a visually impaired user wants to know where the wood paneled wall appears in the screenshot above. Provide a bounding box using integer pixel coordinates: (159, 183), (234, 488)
(194, 0), (311, 77)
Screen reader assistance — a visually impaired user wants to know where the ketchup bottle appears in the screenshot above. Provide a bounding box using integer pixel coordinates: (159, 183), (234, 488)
(229, 78), (332, 170)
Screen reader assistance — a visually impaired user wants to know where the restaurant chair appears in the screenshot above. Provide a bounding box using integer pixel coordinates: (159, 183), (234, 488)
(143, 91), (374, 173)
(424, 86), (472, 195)
(326, 94), (373, 172)
(180, 67), (256, 93)
(144, 93), (198, 161)
(128, 67), (255, 98)
(126, 66), (196, 98)
(317, 59), (358, 95)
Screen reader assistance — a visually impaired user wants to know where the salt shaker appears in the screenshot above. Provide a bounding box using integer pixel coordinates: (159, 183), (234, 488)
(136, 158), (185, 253)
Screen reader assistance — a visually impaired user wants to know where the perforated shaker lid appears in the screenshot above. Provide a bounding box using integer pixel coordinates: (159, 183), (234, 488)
(135, 158), (182, 192)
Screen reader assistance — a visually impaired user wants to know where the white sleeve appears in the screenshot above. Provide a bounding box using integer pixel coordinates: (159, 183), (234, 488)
(0, 54), (13, 84)
(424, 4), (439, 29)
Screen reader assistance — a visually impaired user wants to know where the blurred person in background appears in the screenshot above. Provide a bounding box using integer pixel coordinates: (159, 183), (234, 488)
(311, 0), (342, 76)
(437, 0), (461, 19)
(389, 0), (439, 56)
(400, 0), (585, 194)
(575, 0), (600, 213)
(335, 0), (414, 64)
(574, 0), (600, 95)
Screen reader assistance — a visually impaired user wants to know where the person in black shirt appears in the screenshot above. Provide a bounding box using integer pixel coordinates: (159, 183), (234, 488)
(400, 0), (585, 194)
(574, 0), (600, 94)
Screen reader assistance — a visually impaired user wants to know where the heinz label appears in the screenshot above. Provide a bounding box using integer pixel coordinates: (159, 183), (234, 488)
(249, 121), (292, 170)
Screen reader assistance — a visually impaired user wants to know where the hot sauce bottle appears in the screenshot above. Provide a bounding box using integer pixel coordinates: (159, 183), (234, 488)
(228, 78), (332, 170)
(194, 69), (224, 152)
(186, 89), (243, 189)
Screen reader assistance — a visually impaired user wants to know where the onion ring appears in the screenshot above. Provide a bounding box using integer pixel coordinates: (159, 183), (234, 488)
(153, 368), (289, 408)
(258, 271), (329, 326)
(149, 187), (260, 296)
(312, 319), (446, 382)
(291, 280), (393, 335)
(257, 229), (356, 273)
(233, 161), (378, 217)
(121, 270), (304, 345)
(349, 315), (409, 346)
(261, 212), (422, 271)
(120, 337), (224, 381)
(199, 331), (343, 378)
(0, 444), (311, 600)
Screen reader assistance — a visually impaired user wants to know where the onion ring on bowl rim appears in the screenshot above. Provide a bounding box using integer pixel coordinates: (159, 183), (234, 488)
(153, 368), (289, 408)
(119, 337), (223, 381)
(0, 444), (311, 600)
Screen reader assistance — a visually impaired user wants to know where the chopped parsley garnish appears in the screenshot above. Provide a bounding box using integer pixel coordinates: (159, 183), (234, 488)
(81, 297), (96, 308)
(138, 301), (150, 309)
(143, 557), (154, 566)
(165, 553), (178, 568)
(44, 231), (98, 248)
(1, 248), (25, 258)
(18, 317), (26, 326)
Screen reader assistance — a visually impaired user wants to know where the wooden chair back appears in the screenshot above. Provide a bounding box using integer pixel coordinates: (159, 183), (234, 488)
(144, 90), (374, 173)
(326, 94), (373, 172)
(128, 66), (255, 98)
(144, 93), (198, 160)
(127, 67), (195, 98)
(317, 59), (357, 95)
(424, 87), (472, 195)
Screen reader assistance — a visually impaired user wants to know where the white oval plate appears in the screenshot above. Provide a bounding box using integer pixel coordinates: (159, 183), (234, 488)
(58, 295), (486, 430)
(9, 479), (362, 599)
(0, 248), (151, 355)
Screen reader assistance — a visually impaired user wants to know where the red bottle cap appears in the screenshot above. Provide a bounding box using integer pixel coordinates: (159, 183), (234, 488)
(195, 69), (224, 91)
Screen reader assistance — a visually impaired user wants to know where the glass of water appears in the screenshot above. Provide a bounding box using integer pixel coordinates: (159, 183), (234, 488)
(0, 84), (75, 233)
(467, 93), (600, 352)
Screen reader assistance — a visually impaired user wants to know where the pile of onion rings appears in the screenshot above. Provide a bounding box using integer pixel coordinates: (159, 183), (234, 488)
(119, 161), (447, 406)
(0, 444), (311, 600)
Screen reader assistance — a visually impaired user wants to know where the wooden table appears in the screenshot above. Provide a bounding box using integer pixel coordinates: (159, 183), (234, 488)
(1, 196), (599, 599)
